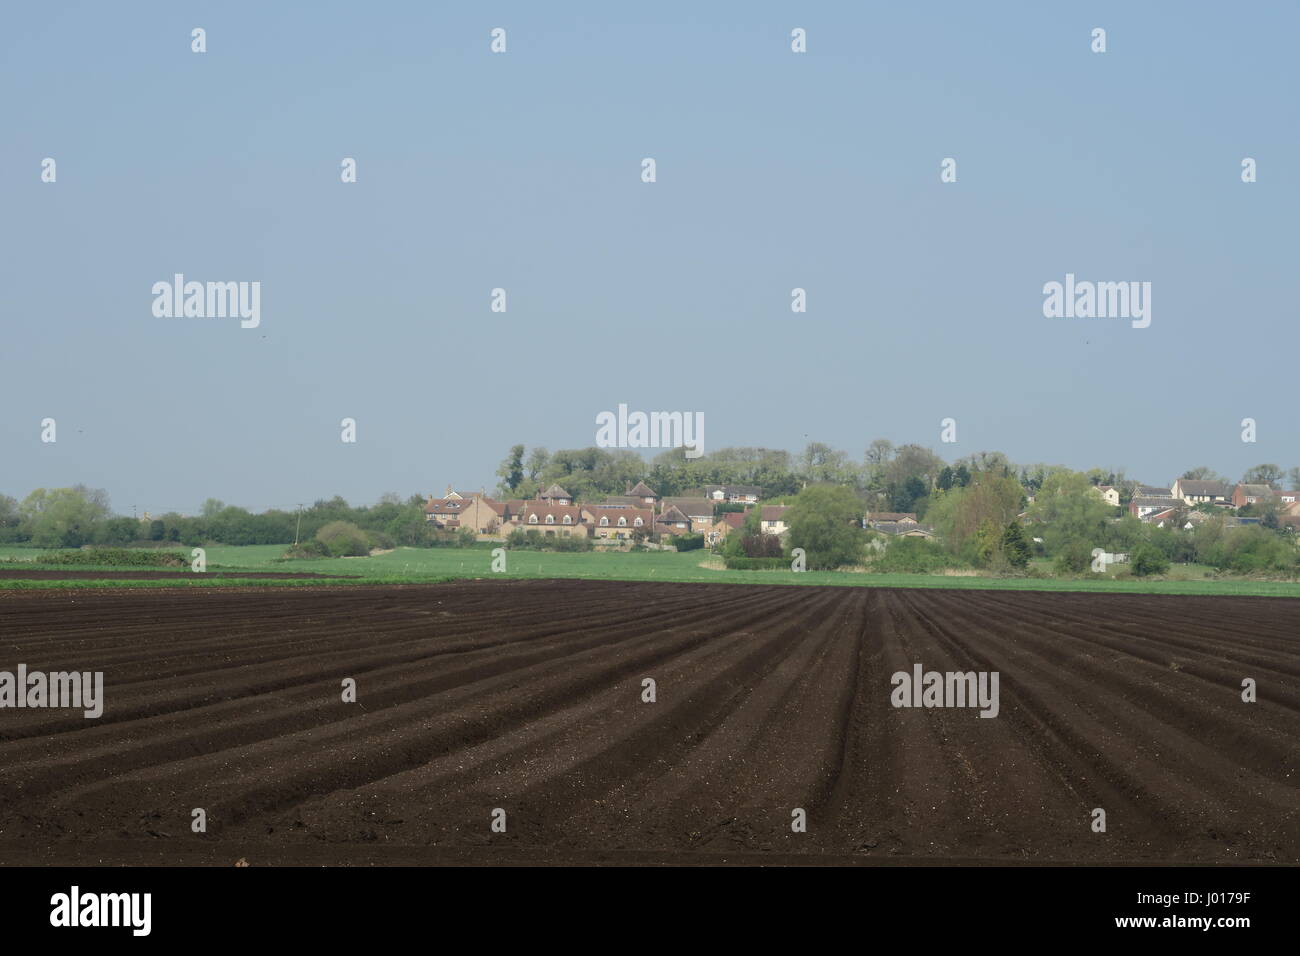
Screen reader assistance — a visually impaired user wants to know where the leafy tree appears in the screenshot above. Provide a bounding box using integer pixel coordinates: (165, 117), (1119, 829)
(96, 517), (142, 545)
(496, 444), (525, 495)
(1001, 520), (1030, 569)
(20, 486), (112, 547)
(0, 494), (20, 543)
(925, 473), (1022, 560)
(1242, 464), (1283, 488)
(890, 475), (928, 513)
(525, 447), (550, 481)
(800, 442), (856, 485)
(1181, 466), (1227, 483)
(1029, 471), (1112, 561)
(864, 439), (895, 468)
(784, 485), (865, 569)
(974, 519), (1000, 564)
(885, 444), (945, 491)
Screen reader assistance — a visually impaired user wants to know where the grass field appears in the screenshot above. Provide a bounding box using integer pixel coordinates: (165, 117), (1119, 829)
(3, 544), (1300, 596)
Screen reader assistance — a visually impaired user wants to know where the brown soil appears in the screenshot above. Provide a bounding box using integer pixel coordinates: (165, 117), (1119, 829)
(0, 580), (1294, 865)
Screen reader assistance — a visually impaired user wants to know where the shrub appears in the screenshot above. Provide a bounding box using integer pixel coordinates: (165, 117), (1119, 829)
(1130, 543), (1170, 577)
(674, 533), (705, 552)
(40, 547), (187, 568)
(504, 529), (591, 552)
(723, 556), (788, 570)
(315, 521), (370, 557)
(282, 539), (329, 559)
(871, 538), (967, 574)
(1054, 539), (1095, 574)
(366, 530), (395, 551)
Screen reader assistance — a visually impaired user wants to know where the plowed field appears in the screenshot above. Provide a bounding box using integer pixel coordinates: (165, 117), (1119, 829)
(0, 580), (1294, 865)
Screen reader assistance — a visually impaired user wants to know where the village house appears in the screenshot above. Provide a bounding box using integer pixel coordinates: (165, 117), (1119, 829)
(865, 512), (919, 529)
(659, 497), (715, 533)
(1136, 484), (1174, 499)
(760, 505), (790, 536)
(655, 504), (693, 537)
(624, 481), (659, 507)
(706, 511), (748, 547)
(1170, 478), (1232, 506)
(580, 505), (652, 540)
(537, 484), (573, 505)
(1232, 483), (1275, 508)
(703, 484), (762, 504)
(424, 488), (504, 534)
(513, 502), (588, 537)
(1129, 497), (1181, 523)
(1091, 485), (1121, 507)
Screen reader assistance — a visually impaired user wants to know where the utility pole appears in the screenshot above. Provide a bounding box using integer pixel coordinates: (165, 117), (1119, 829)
(294, 504), (304, 546)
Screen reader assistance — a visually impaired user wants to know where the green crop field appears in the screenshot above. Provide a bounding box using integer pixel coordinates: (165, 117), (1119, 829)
(3, 544), (1300, 597)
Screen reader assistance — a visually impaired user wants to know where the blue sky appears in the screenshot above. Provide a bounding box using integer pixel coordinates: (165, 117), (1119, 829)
(3, 1), (1297, 513)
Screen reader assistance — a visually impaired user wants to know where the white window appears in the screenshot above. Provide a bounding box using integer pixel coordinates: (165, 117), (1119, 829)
(618, 516), (627, 526)
(528, 514), (538, 524)
(563, 514), (572, 524)
(600, 516), (609, 527)
(545, 514), (555, 524)
(634, 517), (643, 527)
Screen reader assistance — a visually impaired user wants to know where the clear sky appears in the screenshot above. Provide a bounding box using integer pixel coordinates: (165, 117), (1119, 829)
(3, 1), (1297, 514)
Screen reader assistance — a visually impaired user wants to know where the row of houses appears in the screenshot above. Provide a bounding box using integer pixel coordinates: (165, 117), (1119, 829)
(424, 482), (780, 543)
(423, 472), (1300, 550)
(1115, 480), (1300, 529)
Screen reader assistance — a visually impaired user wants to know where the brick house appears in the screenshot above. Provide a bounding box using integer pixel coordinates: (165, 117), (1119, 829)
(581, 505), (651, 540)
(1232, 483), (1275, 508)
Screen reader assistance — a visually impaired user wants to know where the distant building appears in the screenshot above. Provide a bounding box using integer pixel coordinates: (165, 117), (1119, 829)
(659, 497), (714, 532)
(1170, 479), (1231, 505)
(1136, 484), (1173, 499)
(1092, 485), (1121, 507)
(625, 481), (659, 506)
(516, 502), (587, 536)
(703, 484), (762, 504)
(760, 505), (790, 536)
(425, 488), (501, 533)
(538, 484), (573, 505)
(1130, 497), (1179, 523)
(706, 511), (748, 547)
(581, 505), (651, 540)
(1232, 484), (1275, 508)
(865, 512), (918, 529)
(655, 504), (692, 537)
